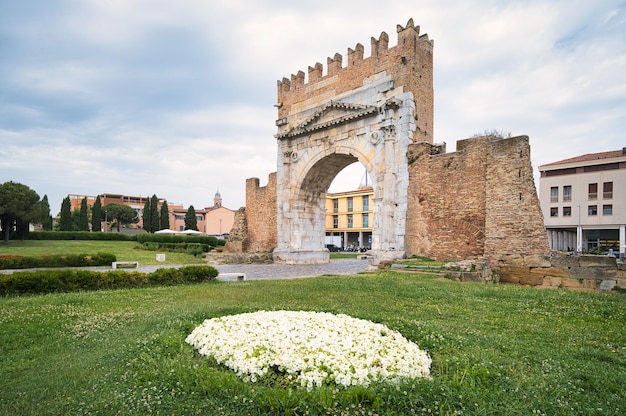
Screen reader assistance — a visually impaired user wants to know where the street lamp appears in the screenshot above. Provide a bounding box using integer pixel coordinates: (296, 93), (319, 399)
(105, 210), (108, 233)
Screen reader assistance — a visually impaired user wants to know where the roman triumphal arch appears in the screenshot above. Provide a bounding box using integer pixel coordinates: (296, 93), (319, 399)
(271, 20), (435, 264)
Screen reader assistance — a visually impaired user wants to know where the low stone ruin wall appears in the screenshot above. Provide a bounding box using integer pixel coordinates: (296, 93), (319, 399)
(496, 254), (625, 293)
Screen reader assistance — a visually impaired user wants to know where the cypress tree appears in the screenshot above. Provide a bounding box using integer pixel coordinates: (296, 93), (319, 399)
(142, 198), (151, 232)
(91, 196), (102, 232)
(40, 195), (53, 231)
(79, 197), (89, 231)
(184, 205), (198, 231)
(150, 195), (159, 232)
(59, 197), (72, 231)
(160, 200), (170, 230)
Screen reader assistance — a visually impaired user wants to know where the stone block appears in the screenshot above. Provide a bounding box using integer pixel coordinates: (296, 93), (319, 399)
(461, 272), (484, 282)
(531, 267), (568, 279)
(542, 276), (562, 287)
(578, 255), (617, 268)
(497, 266), (530, 284)
(549, 255), (579, 268)
(524, 254), (551, 268)
(568, 267), (618, 280)
(561, 277), (598, 291)
(599, 280), (616, 292)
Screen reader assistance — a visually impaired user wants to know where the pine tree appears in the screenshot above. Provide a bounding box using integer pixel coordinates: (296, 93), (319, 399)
(91, 196), (102, 232)
(142, 198), (151, 232)
(150, 195), (159, 232)
(79, 197), (90, 231)
(184, 205), (198, 231)
(59, 197), (72, 231)
(160, 200), (170, 230)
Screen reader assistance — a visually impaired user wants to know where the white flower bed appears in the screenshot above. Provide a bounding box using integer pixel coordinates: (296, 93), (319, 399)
(185, 310), (431, 390)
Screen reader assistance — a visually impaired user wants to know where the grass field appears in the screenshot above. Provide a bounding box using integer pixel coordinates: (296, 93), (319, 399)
(1, 270), (625, 415)
(0, 240), (206, 265)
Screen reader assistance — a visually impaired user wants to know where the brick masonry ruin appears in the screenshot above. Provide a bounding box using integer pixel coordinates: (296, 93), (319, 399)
(229, 19), (552, 270)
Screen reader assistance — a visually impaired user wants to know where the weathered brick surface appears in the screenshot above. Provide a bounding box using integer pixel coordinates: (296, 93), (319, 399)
(405, 136), (549, 261)
(243, 173), (277, 252)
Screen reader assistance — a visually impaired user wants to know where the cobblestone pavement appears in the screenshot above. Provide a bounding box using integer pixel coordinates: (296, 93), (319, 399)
(210, 259), (371, 280)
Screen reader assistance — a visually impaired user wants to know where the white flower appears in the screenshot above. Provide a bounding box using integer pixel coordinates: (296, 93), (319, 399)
(185, 310), (431, 389)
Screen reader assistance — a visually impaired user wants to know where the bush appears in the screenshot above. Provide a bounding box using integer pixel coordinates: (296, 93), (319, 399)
(0, 253), (117, 270)
(0, 265), (219, 296)
(139, 242), (212, 255)
(136, 233), (218, 246)
(29, 231), (136, 241)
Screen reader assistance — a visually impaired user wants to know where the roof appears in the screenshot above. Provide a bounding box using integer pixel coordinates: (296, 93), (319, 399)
(539, 148), (626, 169)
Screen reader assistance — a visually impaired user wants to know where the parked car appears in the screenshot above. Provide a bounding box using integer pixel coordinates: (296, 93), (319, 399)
(325, 244), (341, 252)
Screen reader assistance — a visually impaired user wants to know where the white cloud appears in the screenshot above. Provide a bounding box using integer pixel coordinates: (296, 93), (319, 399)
(1, 0), (624, 215)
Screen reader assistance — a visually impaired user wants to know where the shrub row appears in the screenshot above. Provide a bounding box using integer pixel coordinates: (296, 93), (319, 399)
(141, 242), (212, 252)
(0, 265), (219, 296)
(136, 233), (221, 246)
(0, 253), (117, 270)
(29, 231), (136, 241)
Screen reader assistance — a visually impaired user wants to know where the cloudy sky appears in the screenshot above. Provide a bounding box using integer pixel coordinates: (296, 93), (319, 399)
(1, 0), (624, 215)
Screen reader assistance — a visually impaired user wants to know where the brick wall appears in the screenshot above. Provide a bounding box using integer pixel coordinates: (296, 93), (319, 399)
(244, 173), (277, 252)
(405, 135), (549, 261)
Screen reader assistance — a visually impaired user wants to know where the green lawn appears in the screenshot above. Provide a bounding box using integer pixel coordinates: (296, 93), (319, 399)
(0, 240), (205, 265)
(1, 271), (624, 415)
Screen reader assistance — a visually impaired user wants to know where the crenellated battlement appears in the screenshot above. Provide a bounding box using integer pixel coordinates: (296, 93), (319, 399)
(276, 18), (435, 144)
(276, 18), (433, 95)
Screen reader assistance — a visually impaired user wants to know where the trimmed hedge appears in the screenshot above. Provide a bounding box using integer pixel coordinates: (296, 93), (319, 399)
(141, 242), (212, 252)
(0, 265), (219, 296)
(0, 253), (117, 270)
(29, 231), (136, 241)
(136, 233), (219, 246)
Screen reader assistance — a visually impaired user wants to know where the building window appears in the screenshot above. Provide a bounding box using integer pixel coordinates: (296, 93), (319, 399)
(362, 213), (369, 227)
(175, 215), (185, 220)
(332, 215), (338, 229)
(588, 205), (597, 216)
(588, 183), (598, 200)
(603, 182), (613, 199)
(563, 185), (572, 202)
(550, 187), (558, 203)
(347, 197), (353, 212)
(550, 207), (558, 217)
(347, 214), (353, 228)
(603, 204), (613, 215)
(333, 199), (338, 213)
(362, 195), (369, 211)
(563, 206), (572, 216)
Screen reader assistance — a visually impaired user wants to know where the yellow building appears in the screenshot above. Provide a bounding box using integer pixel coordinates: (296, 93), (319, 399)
(325, 187), (373, 251)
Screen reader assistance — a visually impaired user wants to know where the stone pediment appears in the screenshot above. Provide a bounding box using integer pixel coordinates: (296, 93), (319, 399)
(275, 101), (379, 139)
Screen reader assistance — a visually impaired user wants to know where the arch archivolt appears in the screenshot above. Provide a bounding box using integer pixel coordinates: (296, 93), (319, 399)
(273, 75), (416, 264)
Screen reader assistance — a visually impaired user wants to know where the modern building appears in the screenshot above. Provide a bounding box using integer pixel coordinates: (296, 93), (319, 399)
(538, 148), (626, 257)
(325, 186), (373, 250)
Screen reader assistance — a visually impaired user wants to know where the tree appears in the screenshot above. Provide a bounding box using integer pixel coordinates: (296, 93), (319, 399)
(79, 197), (90, 231)
(104, 203), (138, 232)
(142, 198), (152, 232)
(0, 181), (41, 243)
(91, 195), (102, 232)
(160, 200), (170, 230)
(150, 195), (159, 232)
(40, 195), (53, 231)
(58, 197), (72, 231)
(184, 205), (198, 231)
